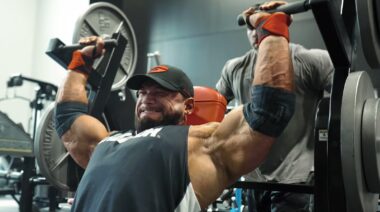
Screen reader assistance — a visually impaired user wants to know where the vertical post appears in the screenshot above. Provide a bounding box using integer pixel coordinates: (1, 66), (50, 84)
(314, 97), (330, 211)
(310, 0), (357, 210)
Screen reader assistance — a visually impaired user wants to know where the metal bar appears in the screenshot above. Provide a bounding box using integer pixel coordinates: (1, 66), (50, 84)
(19, 157), (35, 212)
(0, 188), (16, 195)
(64, 32), (128, 191)
(326, 67), (348, 212)
(237, 0), (311, 26)
(310, 0), (352, 68)
(231, 181), (314, 194)
(309, 0), (356, 211)
(88, 32), (128, 120)
(314, 97), (330, 212)
(45, 38), (118, 70)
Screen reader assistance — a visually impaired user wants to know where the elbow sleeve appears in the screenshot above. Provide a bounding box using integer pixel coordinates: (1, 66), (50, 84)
(54, 102), (88, 137)
(243, 85), (295, 137)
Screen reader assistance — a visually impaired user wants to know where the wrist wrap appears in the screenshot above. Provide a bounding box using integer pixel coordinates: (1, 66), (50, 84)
(67, 50), (93, 76)
(255, 12), (291, 45)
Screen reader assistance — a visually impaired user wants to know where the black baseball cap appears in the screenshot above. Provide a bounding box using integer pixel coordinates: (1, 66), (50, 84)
(126, 65), (194, 98)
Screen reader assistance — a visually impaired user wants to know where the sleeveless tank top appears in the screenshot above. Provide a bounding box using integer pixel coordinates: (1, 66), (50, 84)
(71, 125), (201, 212)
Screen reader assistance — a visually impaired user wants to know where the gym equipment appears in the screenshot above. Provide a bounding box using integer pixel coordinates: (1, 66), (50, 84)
(36, 2), (133, 192)
(341, 71), (379, 212)
(237, 1), (311, 26)
(237, 0), (380, 69)
(357, 0), (380, 68)
(46, 2), (137, 91)
(34, 103), (69, 191)
(4, 75), (59, 212)
(73, 2), (137, 91)
(0, 112), (33, 157)
(186, 86), (227, 125)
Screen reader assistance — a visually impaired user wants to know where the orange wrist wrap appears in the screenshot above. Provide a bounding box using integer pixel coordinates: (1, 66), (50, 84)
(255, 13), (291, 45)
(67, 50), (93, 76)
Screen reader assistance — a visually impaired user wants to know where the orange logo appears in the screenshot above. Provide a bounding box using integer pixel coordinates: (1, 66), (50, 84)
(149, 65), (168, 73)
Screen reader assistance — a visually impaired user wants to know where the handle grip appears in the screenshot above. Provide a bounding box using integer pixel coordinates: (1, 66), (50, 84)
(237, 0), (310, 26)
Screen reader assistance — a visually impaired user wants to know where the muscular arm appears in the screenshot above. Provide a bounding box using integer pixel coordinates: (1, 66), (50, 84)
(56, 38), (109, 168)
(188, 15), (294, 208)
(220, 35), (293, 175)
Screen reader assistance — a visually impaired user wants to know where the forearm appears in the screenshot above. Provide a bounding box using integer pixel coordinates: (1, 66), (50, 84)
(243, 12), (295, 137)
(254, 36), (293, 91)
(56, 36), (105, 103)
(56, 71), (89, 104)
(54, 39), (108, 167)
(55, 71), (108, 168)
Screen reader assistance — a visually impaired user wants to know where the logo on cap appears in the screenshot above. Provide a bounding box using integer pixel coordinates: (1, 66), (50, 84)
(149, 65), (169, 73)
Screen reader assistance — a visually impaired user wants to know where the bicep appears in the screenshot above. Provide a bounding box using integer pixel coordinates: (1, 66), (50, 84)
(211, 107), (275, 180)
(61, 115), (109, 168)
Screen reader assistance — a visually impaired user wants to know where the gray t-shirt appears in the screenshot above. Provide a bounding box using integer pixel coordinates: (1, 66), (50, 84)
(216, 43), (333, 183)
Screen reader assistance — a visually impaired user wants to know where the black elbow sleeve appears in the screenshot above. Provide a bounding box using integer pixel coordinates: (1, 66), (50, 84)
(243, 85), (295, 137)
(54, 102), (88, 137)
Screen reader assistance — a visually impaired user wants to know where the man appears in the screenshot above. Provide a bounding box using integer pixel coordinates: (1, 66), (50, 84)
(216, 1), (333, 211)
(54, 10), (294, 211)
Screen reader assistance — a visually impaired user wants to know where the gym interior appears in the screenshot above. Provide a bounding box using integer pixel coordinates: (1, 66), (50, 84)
(0, 0), (379, 211)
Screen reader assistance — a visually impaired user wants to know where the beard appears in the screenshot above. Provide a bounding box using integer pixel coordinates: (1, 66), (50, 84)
(135, 110), (184, 133)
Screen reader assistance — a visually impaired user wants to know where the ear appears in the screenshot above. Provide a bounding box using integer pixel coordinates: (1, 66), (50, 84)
(184, 98), (194, 115)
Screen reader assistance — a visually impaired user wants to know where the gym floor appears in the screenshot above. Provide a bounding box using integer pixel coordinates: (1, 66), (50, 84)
(0, 194), (71, 212)
(0, 195), (18, 212)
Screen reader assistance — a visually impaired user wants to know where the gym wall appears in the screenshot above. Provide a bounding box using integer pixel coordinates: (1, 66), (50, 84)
(92, 0), (379, 90)
(91, 0), (324, 86)
(0, 0), (89, 132)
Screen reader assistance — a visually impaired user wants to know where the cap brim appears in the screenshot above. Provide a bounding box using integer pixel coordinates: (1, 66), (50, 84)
(126, 74), (178, 91)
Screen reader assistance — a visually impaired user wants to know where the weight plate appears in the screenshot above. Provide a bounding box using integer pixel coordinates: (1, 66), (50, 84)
(341, 71), (377, 212)
(34, 102), (70, 191)
(362, 98), (380, 192)
(357, 0), (380, 69)
(73, 2), (137, 91)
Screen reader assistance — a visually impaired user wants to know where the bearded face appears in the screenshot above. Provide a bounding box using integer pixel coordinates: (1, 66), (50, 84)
(135, 109), (184, 132)
(134, 81), (188, 133)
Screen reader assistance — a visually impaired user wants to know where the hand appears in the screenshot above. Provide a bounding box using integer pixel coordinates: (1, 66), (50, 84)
(258, 1), (293, 25)
(259, 0), (288, 11)
(67, 36), (105, 75)
(246, 1), (292, 46)
(242, 7), (271, 48)
(78, 36), (105, 61)
(243, 1), (290, 28)
(248, 11), (271, 29)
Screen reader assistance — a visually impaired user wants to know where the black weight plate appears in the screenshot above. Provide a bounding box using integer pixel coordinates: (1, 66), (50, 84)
(357, 0), (380, 69)
(341, 71), (377, 212)
(362, 98), (380, 193)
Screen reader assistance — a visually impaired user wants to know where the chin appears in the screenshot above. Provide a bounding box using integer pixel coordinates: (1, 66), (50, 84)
(135, 117), (163, 133)
(135, 112), (184, 133)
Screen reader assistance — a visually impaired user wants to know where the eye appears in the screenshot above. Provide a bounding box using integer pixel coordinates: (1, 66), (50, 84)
(136, 90), (146, 98)
(156, 91), (167, 97)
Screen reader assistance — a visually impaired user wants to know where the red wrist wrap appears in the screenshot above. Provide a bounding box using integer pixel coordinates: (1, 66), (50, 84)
(67, 50), (93, 76)
(255, 13), (291, 45)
